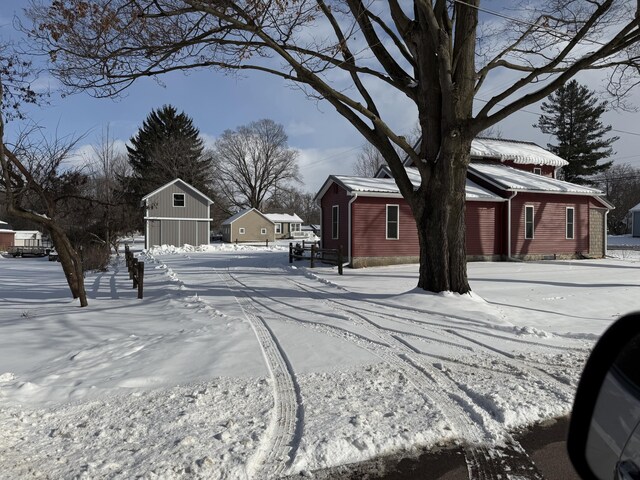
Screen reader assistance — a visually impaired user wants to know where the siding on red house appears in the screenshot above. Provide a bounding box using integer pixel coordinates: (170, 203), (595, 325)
(509, 193), (590, 257)
(466, 203), (504, 257)
(320, 182), (350, 254)
(351, 197), (419, 259)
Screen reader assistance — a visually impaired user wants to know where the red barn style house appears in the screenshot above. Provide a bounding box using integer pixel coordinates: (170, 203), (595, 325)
(315, 138), (613, 268)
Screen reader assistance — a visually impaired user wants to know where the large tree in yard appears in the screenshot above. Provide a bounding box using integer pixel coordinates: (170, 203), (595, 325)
(212, 119), (300, 210)
(27, 0), (640, 293)
(536, 80), (617, 185)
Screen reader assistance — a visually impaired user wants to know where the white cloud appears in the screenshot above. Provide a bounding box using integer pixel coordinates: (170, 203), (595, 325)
(286, 121), (315, 137)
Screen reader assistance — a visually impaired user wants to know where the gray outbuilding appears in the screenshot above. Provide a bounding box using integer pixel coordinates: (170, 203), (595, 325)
(142, 179), (214, 249)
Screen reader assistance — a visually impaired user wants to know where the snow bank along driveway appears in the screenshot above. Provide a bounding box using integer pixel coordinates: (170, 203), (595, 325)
(1, 245), (639, 478)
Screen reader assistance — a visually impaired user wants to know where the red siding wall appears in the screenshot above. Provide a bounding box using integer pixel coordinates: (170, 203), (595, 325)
(320, 183), (350, 254)
(0, 231), (15, 250)
(510, 193), (589, 256)
(351, 197), (419, 257)
(466, 203), (504, 256)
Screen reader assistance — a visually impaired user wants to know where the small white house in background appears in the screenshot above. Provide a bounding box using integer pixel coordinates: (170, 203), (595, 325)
(141, 178), (214, 249)
(264, 213), (304, 239)
(631, 202), (640, 237)
(13, 230), (43, 247)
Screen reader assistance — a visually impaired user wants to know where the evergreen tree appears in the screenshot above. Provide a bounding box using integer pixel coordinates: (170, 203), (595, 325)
(536, 80), (617, 184)
(127, 105), (213, 195)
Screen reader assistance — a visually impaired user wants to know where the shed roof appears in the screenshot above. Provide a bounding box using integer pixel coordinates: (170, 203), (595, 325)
(264, 213), (303, 223)
(630, 202), (640, 212)
(222, 208), (275, 226)
(141, 178), (214, 206)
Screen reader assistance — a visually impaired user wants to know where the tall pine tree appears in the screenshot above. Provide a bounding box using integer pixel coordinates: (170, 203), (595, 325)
(127, 105), (213, 195)
(536, 80), (617, 184)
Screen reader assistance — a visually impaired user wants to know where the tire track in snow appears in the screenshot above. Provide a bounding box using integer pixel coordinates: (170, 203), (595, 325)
(281, 276), (545, 479)
(330, 302), (576, 403)
(217, 269), (303, 479)
(143, 253), (302, 479)
(230, 268), (543, 478)
(287, 276), (580, 400)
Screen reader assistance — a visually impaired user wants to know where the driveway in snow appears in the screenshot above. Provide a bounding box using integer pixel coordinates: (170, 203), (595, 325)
(1, 244), (639, 478)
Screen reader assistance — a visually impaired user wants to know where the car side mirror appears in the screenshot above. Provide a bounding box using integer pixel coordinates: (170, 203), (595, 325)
(568, 312), (640, 480)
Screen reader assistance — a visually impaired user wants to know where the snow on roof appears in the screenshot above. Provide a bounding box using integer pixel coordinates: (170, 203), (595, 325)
(221, 208), (274, 225)
(468, 163), (604, 195)
(264, 213), (303, 223)
(400, 137), (569, 167)
(630, 202), (640, 212)
(0, 220), (7, 225)
(471, 138), (568, 166)
(14, 230), (42, 239)
(330, 169), (502, 201)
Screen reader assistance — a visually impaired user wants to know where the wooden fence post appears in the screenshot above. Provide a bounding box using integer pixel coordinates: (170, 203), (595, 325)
(310, 244), (316, 268)
(338, 246), (343, 275)
(289, 242), (293, 263)
(137, 262), (144, 299)
(131, 258), (138, 285)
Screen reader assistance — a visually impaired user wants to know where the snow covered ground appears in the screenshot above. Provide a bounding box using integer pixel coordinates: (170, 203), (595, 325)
(1, 240), (640, 478)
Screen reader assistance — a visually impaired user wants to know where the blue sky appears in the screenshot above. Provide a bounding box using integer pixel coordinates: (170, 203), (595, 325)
(3, 1), (640, 193)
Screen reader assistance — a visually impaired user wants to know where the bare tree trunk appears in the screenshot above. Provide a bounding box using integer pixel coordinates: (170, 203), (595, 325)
(413, 139), (471, 294)
(49, 226), (88, 306)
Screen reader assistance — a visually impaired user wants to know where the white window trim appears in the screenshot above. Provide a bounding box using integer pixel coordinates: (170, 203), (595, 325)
(290, 223), (301, 233)
(173, 193), (186, 208)
(239, 227), (246, 235)
(533, 167), (542, 175)
(332, 205), (339, 240)
(386, 204), (400, 240)
(261, 227), (267, 235)
(566, 207), (575, 240)
(525, 205), (535, 239)
(275, 223), (282, 234)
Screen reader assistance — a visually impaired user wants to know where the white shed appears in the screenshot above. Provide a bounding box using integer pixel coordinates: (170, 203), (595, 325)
(13, 230), (43, 246)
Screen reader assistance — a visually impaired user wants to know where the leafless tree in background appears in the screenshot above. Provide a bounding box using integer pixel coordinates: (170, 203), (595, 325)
(353, 143), (386, 177)
(26, 0), (640, 293)
(84, 126), (138, 254)
(593, 163), (640, 234)
(212, 119), (300, 210)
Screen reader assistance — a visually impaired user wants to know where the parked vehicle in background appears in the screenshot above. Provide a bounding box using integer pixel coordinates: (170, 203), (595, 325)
(48, 249), (60, 261)
(7, 245), (48, 257)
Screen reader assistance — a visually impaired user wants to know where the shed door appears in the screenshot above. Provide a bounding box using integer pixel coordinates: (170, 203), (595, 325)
(634, 211), (640, 238)
(589, 209), (605, 257)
